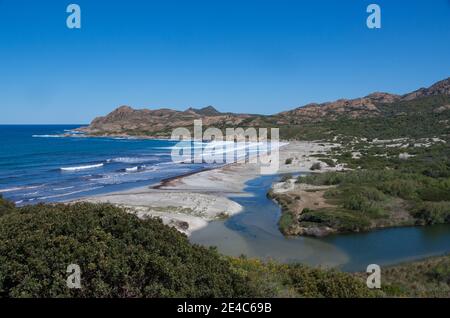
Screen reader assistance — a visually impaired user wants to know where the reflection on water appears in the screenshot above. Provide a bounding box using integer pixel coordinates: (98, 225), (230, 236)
(191, 175), (349, 268)
(190, 174), (450, 272)
(324, 223), (450, 271)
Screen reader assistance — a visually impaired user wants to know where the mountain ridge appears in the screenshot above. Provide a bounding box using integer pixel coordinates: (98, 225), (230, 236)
(80, 77), (450, 137)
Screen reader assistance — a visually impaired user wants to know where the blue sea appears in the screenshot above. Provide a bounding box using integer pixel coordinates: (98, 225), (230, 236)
(0, 125), (219, 205)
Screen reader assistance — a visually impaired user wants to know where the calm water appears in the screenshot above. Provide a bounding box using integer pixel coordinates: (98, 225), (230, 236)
(190, 174), (450, 272)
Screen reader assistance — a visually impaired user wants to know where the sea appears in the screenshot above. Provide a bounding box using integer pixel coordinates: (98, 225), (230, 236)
(0, 125), (228, 205)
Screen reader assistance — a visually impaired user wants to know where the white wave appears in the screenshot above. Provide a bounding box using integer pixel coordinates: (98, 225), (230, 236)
(37, 186), (104, 200)
(24, 191), (39, 196)
(107, 157), (157, 164)
(32, 134), (63, 138)
(0, 187), (23, 193)
(64, 129), (83, 134)
(53, 186), (75, 191)
(125, 166), (139, 172)
(0, 185), (42, 193)
(60, 163), (104, 171)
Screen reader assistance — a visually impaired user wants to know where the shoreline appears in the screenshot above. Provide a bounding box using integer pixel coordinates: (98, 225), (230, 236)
(76, 141), (342, 236)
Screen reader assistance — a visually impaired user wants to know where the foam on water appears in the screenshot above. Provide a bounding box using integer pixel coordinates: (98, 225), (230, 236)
(1, 125), (282, 206)
(60, 163), (104, 171)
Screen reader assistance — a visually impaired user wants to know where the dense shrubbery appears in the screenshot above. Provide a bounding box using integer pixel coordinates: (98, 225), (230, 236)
(428, 261), (450, 284)
(228, 258), (374, 298)
(0, 201), (251, 298)
(380, 254), (450, 297)
(0, 199), (378, 298)
(295, 164), (450, 230)
(411, 202), (450, 225)
(299, 209), (372, 233)
(0, 195), (14, 217)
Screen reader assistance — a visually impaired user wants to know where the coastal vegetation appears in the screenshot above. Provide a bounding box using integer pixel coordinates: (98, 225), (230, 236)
(0, 197), (448, 298)
(0, 198), (372, 298)
(269, 94), (450, 236)
(272, 141), (450, 236)
(0, 199), (249, 298)
(364, 255), (450, 297)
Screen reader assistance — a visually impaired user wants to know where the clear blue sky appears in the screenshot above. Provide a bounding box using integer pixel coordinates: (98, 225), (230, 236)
(0, 0), (449, 124)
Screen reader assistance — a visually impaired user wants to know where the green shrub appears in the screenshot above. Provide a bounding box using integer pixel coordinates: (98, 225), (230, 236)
(427, 263), (450, 284)
(320, 158), (336, 167)
(278, 212), (295, 235)
(229, 258), (375, 298)
(0, 202), (252, 298)
(299, 210), (371, 233)
(280, 174), (293, 182)
(0, 195), (15, 217)
(411, 202), (450, 225)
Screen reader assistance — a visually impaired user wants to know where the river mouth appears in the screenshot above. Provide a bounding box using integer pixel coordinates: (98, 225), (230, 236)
(190, 174), (450, 272)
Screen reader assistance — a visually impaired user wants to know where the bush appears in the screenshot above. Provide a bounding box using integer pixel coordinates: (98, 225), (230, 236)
(310, 163), (322, 171)
(427, 262), (450, 284)
(0, 199), (377, 298)
(229, 258), (375, 298)
(285, 158), (293, 165)
(299, 210), (371, 233)
(0, 202), (252, 298)
(278, 212), (295, 235)
(411, 202), (450, 225)
(280, 174), (293, 182)
(0, 195), (15, 217)
(319, 158), (336, 167)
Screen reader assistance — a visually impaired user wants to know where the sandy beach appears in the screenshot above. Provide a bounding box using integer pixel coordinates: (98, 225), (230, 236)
(78, 141), (343, 235)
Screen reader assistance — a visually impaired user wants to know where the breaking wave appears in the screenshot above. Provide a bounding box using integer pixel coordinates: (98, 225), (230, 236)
(60, 163), (104, 171)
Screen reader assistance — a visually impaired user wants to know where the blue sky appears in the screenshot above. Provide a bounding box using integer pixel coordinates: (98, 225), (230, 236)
(0, 0), (449, 124)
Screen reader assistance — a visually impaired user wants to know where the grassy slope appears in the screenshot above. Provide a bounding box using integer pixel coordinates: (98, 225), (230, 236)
(363, 254), (450, 297)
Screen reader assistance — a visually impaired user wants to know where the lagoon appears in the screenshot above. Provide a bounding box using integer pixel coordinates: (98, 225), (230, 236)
(190, 174), (450, 271)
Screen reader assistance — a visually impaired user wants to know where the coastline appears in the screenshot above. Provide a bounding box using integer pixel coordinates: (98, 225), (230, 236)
(76, 141), (342, 236)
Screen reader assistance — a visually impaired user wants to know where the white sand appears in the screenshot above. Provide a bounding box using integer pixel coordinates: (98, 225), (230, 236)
(77, 141), (342, 235)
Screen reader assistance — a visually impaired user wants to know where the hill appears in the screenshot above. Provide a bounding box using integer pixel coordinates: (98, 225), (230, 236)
(78, 77), (450, 138)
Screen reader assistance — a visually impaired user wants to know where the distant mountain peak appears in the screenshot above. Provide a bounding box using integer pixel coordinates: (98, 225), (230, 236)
(185, 105), (221, 116)
(364, 92), (401, 103)
(402, 77), (450, 101)
(114, 105), (134, 112)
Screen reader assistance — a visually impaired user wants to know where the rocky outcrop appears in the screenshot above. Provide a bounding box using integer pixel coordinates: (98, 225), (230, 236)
(80, 105), (255, 136)
(276, 78), (449, 124)
(402, 77), (450, 101)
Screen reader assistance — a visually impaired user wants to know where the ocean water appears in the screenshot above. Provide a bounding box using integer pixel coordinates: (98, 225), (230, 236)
(0, 125), (222, 205)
